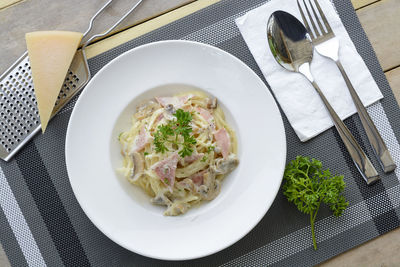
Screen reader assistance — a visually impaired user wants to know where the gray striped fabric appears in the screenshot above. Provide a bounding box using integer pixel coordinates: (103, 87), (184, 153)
(1, 0), (399, 266)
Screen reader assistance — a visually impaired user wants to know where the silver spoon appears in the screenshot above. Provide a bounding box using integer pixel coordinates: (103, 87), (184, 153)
(267, 11), (379, 185)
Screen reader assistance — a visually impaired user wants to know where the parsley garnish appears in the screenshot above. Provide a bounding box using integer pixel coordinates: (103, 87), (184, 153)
(207, 146), (215, 153)
(154, 109), (197, 158)
(118, 132), (123, 141)
(143, 152), (149, 156)
(283, 156), (348, 250)
(201, 155), (208, 162)
(163, 178), (169, 185)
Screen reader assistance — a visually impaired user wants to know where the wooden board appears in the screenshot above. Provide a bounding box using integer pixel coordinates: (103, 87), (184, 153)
(0, 1), (400, 267)
(0, 0), (193, 74)
(351, 0), (380, 9)
(0, 243), (10, 267)
(86, 0), (220, 59)
(0, 0), (22, 10)
(356, 0), (400, 71)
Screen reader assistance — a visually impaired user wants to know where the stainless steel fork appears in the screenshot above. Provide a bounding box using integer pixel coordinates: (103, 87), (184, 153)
(297, 0), (396, 173)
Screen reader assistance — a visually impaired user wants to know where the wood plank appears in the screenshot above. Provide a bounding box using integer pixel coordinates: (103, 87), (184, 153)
(356, 0), (400, 71)
(0, 0), (22, 10)
(86, 0), (221, 59)
(386, 67), (400, 105)
(351, 0), (380, 10)
(0, 243), (10, 267)
(0, 0), (193, 74)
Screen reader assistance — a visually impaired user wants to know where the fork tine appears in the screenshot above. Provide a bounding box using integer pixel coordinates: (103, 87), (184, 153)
(313, 0), (332, 33)
(297, 0), (315, 39)
(307, 0), (324, 33)
(302, 0), (320, 38)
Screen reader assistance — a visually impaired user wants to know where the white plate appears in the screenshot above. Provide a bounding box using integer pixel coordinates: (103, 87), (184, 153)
(66, 40), (286, 260)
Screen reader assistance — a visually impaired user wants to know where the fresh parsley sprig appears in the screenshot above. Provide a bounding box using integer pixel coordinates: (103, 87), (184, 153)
(153, 109), (197, 158)
(283, 156), (349, 250)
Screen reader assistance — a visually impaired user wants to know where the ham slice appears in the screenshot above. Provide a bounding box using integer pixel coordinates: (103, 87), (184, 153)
(214, 128), (230, 159)
(196, 107), (213, 123)
(183, 153), (203, 165)
(178, 94), (193, 103)
(189, 170), (207, 186)
(132, 125), (150, 152)
(152, 153), (179, 189)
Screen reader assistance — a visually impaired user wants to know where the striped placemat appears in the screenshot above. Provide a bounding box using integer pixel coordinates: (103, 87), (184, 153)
(1, 0), (400, 266)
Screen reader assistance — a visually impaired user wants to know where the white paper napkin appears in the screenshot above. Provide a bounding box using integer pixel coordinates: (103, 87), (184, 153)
(235, 0), (383, 142)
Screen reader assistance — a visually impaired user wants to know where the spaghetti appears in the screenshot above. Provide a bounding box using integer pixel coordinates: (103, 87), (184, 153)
(118, 91), (238, 215)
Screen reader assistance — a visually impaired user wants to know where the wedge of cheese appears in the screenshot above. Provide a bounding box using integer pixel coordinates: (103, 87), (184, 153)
(26, 31), (83, 132)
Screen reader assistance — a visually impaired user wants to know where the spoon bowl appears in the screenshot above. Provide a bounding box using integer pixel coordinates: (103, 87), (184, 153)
(267, 11), (313, 73)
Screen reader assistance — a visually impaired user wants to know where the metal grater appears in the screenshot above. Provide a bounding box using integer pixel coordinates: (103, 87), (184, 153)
(0, 0), (144, 161)
(0, 50), (87, 161)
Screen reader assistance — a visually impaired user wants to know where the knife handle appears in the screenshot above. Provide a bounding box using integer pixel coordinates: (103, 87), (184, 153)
(336, 60), (396, 173)
(311, 80), (380, 185)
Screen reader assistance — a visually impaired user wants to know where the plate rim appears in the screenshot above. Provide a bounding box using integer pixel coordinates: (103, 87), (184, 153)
(65, 39), (287, 260)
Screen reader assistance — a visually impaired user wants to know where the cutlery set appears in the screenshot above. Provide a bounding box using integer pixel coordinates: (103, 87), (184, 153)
(267, 0), (395, 184)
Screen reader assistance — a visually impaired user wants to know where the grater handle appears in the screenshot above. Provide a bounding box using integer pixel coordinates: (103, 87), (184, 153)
(81, 0), (115, 40)
(82, 0), (144, 49)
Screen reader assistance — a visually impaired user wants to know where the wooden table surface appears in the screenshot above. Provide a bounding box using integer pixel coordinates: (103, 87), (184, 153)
(0, 0), (399, 266)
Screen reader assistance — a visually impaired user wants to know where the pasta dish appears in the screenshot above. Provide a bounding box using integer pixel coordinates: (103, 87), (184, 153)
(118, 91), (239, 216)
